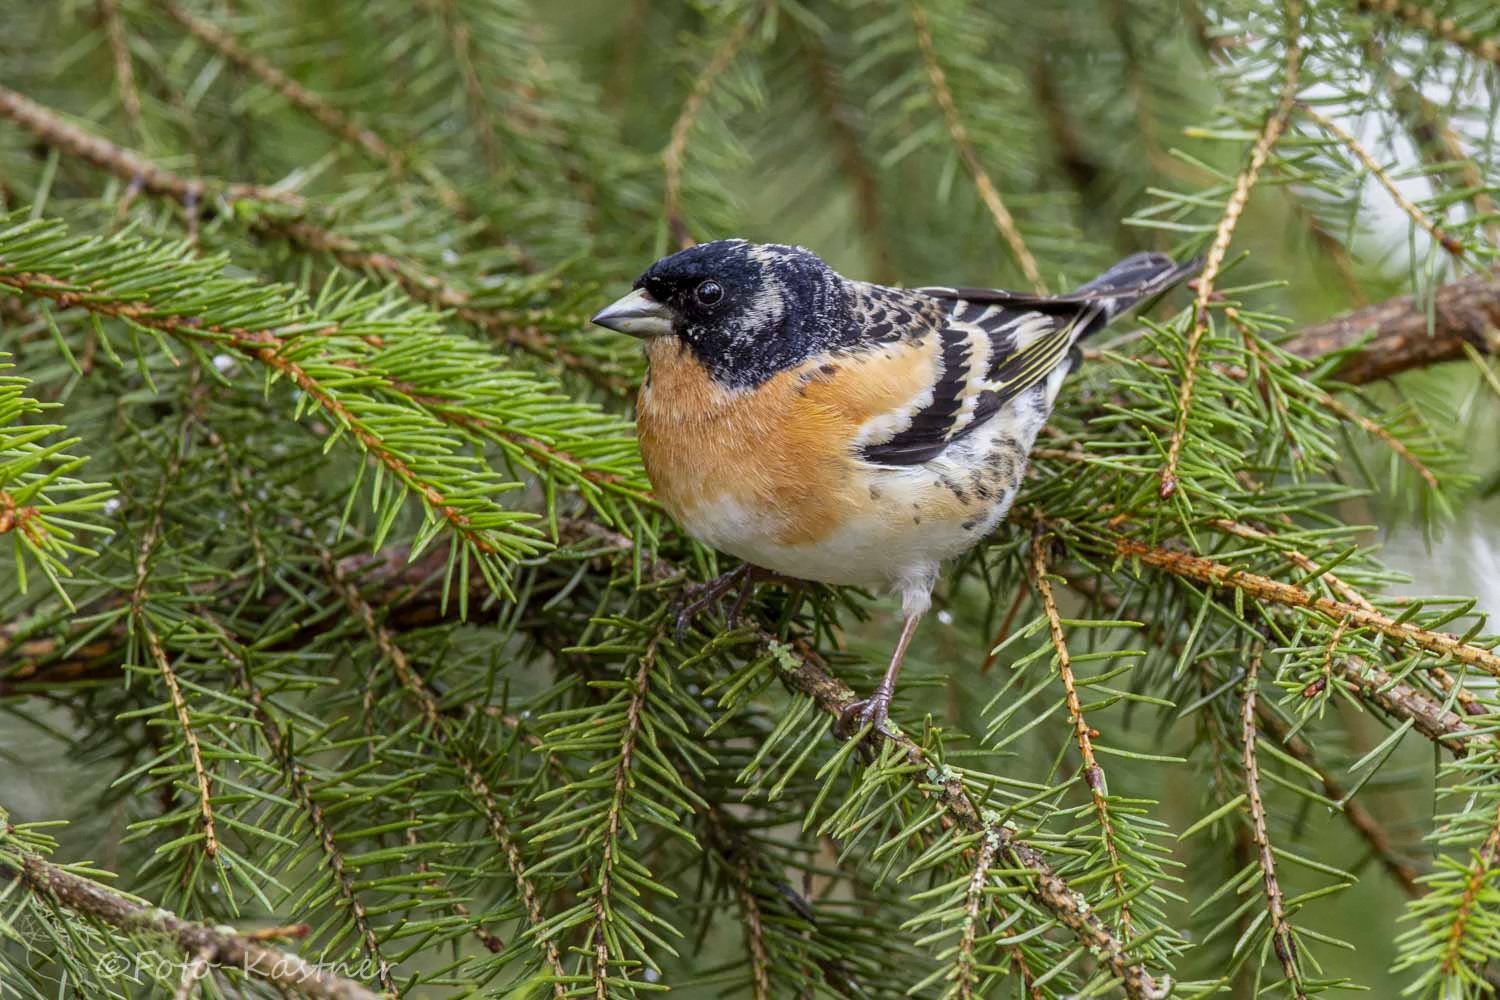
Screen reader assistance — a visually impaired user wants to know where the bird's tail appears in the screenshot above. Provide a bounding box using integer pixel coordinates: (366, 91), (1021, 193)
(1069, 252), (1201, 340)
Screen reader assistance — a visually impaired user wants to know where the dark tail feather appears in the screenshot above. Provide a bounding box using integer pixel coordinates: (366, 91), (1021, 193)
(1071, 252), (1201, 339)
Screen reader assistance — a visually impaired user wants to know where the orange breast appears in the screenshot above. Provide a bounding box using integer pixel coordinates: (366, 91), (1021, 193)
(635, 338), (938, 547)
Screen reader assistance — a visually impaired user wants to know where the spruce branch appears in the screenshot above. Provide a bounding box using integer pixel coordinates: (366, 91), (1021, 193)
(0, 847), (382, 1000)
(228, 643), (399, 994)
(1253, 705), (1425, 898)
(1160, 0), (1303, 499)
(662, 9), (759, 248)
(321, 545), (570, 994)
(1110, 535), (1500, 676)
(909, 0), (1046, 294)
(0, 83), (299, 206)
(1240, 646), (1307, 997)
(1030, 536), (1132, 933)
(765, 633), (1169, 999)
(160, 0), (400, 168)
(1298, 103), (1467, 258)
(98, 0), (143, 138)
(1354, 0), (1500, 68)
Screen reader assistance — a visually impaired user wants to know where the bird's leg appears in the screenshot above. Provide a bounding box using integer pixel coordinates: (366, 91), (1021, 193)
(673, 565), (798, 638)
(839, 610), (924, 739)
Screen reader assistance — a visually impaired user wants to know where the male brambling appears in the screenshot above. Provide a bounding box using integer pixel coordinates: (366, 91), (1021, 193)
(592, 240), (1196, 735)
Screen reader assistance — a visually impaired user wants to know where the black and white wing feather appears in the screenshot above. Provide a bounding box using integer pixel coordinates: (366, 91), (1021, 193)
(858, 253), (1198, 467)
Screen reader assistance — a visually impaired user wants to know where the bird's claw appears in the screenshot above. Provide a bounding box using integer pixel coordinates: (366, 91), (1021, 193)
(837, 687), (895, 742)
(672, 564), (756, 639)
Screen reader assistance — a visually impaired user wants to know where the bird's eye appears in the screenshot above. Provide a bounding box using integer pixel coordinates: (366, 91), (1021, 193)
(695, 280), (723, 306)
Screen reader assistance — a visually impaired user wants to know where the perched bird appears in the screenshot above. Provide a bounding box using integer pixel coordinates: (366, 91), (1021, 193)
(592, 240), (1196, 735)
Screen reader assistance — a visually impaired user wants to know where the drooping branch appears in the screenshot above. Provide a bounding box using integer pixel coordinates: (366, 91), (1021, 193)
(0, 850), (381, 1000)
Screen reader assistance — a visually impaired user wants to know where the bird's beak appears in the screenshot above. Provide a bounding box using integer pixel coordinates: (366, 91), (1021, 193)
(590, 288), (674, 339)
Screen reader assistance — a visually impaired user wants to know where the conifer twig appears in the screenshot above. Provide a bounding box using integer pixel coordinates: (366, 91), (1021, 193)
(161, 1), (398, 168)
(0, 852), (382, 1000)
(131, 433), (219, 859)
(322, 548), (569, 995)
(1254, 705), (1424, 898)
(0, 83), (298, 206)
(662, 10), (758, 248)
(1240, 646), (1306, 996)
(1439, 801), (1500, 978)
(1030, 537), (1131, 931)
(909, 0), (1046, 294)
(1160, 0), (1302, 498)
(1112, 536), (1500, 676)
(1298, 103), (1466, 257)
(590, 632), (662, 999)
(765, 633), (1168, 999)
(418, 0), (501, 173)
(98, 0), (143, 137)
(1354, 0), (1500, 68)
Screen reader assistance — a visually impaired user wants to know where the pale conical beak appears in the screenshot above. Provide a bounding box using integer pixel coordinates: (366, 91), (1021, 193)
(590, 288), (674, 339)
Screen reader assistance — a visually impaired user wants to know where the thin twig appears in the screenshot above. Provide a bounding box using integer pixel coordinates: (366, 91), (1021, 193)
(1160, 1), (1302, 498)
(1113, 535), (1500, 677)
(1440, 800), (1500, 977)
(130, 432), (219, 859)
(1299, 103), (1466, 257)
(1241, 646), (1306, 996)
(662, 11), (758, 248)
(322, 549), (569, 995)
(909, 0), (1046, 293)
(1355, 0), (1500, 68)
(766, 633), (1169, 999)
(1031, 537), (1132, 932)
(1, 853), (381, 1000)
(0, 83), (296, 206)
(956, 828), (999, 1000)
(1254, 705), (1424, 898)
(98, 0), (143, 137)
(590, 633), (662, 999)
(162, 1), (398, 168)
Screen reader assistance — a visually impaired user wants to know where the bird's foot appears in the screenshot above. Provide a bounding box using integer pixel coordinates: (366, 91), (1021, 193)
(837, 685), (895, 741)
(673, 564), (762, 639)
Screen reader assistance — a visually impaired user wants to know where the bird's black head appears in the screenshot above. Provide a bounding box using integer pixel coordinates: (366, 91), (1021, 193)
(591, 240), (853, 388)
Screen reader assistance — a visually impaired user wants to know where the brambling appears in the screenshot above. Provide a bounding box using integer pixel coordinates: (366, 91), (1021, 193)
(592, 240), (1196, 735)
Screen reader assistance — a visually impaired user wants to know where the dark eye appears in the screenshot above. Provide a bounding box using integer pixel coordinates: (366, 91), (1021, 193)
(695, 280), (723, 306)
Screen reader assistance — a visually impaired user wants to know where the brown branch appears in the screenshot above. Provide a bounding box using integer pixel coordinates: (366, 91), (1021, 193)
(1241, 647), (1306, 996)
(0, 83), (297, 206)
(909, 0), (1046, 294)
(733, 850), (772, 1000)
(1, 852), (381, 1000)
(0, 85), (575, 381)
(956, 829), (999, 1000)
(1160, 1), (1302, 498)
(1114, 536), (1500, 677)
(1279, 264), (1500, 384)
(1355, 0), (1500, 68)
(1030, 538), (1131, 931)
(662, 11), (757, 248)
(131, 434), (219, 859)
